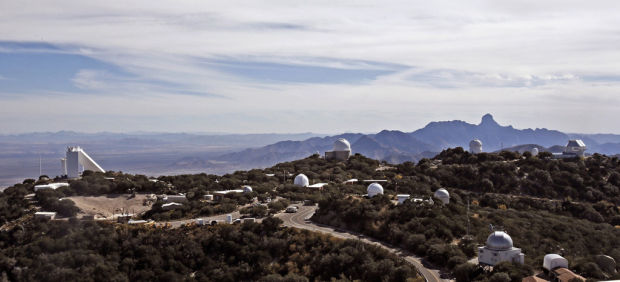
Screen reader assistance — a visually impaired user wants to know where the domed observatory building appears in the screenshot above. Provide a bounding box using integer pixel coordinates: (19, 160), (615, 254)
(564, 140), (586, 157)
(469, 139), (483, 154)
(478, 231), (524, 266)
(433, 188), (450, 204)
(530, 147), (539, 156)
(367, 183), (384, 198)
(325, 138), (352, 161)
(294, 174), (309, 187)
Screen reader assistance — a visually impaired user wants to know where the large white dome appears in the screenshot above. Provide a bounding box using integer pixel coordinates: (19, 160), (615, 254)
(294, 174), (309, 187)
(469, 139), (483, 154)
(367, 183), (384, 197)
(333, 138), (352, 152)
(486, 231), (513, 251)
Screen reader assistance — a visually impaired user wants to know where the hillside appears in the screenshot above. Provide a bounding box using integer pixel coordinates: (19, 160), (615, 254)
(2, 150), (620, 281)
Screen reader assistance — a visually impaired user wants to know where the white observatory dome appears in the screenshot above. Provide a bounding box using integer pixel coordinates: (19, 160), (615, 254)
(294, 174), (309, 187)
(367, 183), (384, 197)
(243, 186), (253, 193)
(469, 139), (483, 154)
(434, 188), (450, 204)
(530, 147), (539, 156)
(333, 138), (352, 152)
(485, 231), (514, 251)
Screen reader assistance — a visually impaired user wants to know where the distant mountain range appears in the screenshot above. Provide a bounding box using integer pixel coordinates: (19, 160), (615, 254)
(3, 115), (620, 189)
(215, 114), (620, 167)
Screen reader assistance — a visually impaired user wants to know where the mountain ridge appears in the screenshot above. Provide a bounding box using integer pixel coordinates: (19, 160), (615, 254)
(215, 114), (620, 168)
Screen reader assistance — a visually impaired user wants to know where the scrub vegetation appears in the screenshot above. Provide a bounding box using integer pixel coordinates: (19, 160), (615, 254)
(0, 218), (420, 282)
(1, 148), (620, 280)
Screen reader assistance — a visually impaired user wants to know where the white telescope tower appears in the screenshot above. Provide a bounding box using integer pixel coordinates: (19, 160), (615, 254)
(65, 146), (105, 178)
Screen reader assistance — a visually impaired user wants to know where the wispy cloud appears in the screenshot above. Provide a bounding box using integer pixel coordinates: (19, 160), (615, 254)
(1, 0), (620, 133)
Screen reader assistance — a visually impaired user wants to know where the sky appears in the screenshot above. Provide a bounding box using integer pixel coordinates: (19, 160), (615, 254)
(1, 0), (620, 134)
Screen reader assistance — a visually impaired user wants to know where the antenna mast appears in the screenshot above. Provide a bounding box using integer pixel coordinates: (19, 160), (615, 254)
(39, 154), (42, 176)
(467, 199), (470, 237)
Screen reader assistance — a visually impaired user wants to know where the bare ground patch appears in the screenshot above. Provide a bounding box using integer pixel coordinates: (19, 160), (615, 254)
(66, 194), (153, 219)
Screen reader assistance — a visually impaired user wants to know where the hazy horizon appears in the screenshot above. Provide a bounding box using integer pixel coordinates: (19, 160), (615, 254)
(1, 113), (620, 136)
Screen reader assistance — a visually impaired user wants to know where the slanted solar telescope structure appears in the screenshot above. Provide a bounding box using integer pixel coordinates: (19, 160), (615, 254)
(64, 146), (105, 178)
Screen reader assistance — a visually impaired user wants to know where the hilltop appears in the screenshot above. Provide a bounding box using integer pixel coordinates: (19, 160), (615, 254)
(1, 150), (620, 281)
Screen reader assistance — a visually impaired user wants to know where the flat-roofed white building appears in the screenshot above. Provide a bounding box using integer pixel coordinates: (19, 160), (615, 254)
(213, 190), (244, 201)
(163, 195), (187, 203)
(34, 182), (69, 191)
(308, 183), (328, 190)
(396, 194), (410, 204)
(343, 179), (358, 185)
(34, 211), (57, 220)
(161, 202), (183, 211)
(543, 254), (568, 271)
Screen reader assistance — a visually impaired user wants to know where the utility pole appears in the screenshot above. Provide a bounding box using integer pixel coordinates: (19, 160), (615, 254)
(467, 198), (470, 238)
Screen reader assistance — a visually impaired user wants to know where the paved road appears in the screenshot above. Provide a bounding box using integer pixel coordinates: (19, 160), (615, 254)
(276, 205), (448, 282)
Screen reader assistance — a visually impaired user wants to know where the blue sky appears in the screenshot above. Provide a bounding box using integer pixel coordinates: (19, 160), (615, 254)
(1, 1), (620, 134)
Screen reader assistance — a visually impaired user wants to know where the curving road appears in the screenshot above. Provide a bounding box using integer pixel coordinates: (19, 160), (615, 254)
(275, 205), (448, 282)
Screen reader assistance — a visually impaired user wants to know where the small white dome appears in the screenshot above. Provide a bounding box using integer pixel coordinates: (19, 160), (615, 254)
(434, 188), (450, 204)
(486, 231), (513, 251)
(333, 138), (352, 152)
(530, 147), (539, 156)
(294, 174), (309, 187)
(367, 183), (384, 197)
(243, 186), (253, 193)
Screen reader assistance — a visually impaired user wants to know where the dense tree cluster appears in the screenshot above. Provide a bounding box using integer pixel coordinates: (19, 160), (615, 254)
(424, 148), (620, 205)
(0, 182), (31, 225)
(0, 218), (420, 282)
(35, 189), (80, 217)
(313, 194), (620, 281)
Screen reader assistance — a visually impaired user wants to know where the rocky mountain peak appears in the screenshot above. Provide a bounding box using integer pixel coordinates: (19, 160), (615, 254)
(480, 113), (500, 127)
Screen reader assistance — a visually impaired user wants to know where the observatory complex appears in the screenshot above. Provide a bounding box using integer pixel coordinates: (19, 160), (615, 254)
(325, 138), (351, 161)
(469, 139), (483, 154)
(62, 146), (105, 178)
(478, 230), (524, 266)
